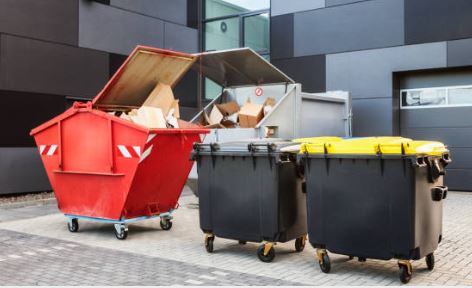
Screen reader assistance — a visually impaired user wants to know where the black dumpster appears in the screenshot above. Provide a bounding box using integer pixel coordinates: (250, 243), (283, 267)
(300, 137), (451, 283)
(191, 140), (307, 262)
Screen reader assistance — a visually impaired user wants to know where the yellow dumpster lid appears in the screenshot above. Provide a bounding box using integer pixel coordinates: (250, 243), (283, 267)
(301, 137), (448, 156)
(292, 136), (343, 143)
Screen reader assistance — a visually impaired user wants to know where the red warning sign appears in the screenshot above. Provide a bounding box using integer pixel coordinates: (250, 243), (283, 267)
(255, 87), (263, 97)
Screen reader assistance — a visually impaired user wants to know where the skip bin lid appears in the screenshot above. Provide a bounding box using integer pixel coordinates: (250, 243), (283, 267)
(194, 48), (294, 87)
(300, 137), (448, 156)
(93, 46), (196, 109)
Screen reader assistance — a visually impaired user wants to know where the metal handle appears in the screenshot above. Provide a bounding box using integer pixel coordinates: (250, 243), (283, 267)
(247, 143), (276, 153)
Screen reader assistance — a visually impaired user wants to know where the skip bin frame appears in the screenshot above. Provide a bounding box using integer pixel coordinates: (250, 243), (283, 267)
(31, 46), (209, 239)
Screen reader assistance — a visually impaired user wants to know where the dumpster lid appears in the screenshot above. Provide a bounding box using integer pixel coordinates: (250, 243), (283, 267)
(300, 137), (449, 156)
(93, 46), (196, 109)
(194, 48), (295, 87)
(196, 139), (295, 153)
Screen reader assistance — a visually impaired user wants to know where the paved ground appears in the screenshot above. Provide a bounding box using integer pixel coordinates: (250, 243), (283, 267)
(0, 188), (471, 286)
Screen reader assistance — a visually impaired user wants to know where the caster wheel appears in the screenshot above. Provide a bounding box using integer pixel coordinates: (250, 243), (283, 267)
(358, 257), (366, 262)
(205, 236), (214, 253)
(399, 265), (412, 284)
(348, 256), (354, 260)
(67, 218), (79, 232)
(426, 253), (435, 271)
(295, 236), (306, 252)
(160, 219), (172, 231)
(114, 225), (128, 240)
(257, 244), (275, 263)
(238, 240), (247, 245)
(318, 253), (331, 273)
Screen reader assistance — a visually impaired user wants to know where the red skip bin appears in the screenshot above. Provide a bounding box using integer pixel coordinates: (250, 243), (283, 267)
(30, 46), (208, 240)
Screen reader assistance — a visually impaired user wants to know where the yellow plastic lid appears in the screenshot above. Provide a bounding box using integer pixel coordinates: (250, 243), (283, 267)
(300, 137), (448, 156)
(292, 136), (343, 144)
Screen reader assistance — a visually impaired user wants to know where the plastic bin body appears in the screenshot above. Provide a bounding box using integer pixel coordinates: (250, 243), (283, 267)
(302, 138), (450, 260)
(32, 102), (204, 220)
(194, 141), (306, 243)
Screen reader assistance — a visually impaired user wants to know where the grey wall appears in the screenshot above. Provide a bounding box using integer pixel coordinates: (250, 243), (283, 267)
(270, 0), (472, 190)
(0, 0), (199, 194)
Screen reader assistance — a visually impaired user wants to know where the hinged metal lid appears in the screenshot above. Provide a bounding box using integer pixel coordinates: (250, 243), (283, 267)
(93, 46), (196, 109)
(194, 48), (295, 87)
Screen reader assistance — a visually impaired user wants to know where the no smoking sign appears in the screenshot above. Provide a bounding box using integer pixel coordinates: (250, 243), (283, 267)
(255, 87), (263, 96)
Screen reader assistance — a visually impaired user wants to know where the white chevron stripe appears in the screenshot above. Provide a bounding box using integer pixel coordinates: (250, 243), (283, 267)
(146, 133), (156, 143)
(117, 145), (132, 158)
(139, 145), (153, 163)
(47, 145), (58, 156)
(39, 145), (46, 154)
(132, 146), (141, 156)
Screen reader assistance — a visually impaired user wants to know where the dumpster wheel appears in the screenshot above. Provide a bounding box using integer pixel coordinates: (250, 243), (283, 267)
(160, 218), (173, 231)
(205, 234), (215, 253)
(295, 236), (307, 252)
(257, 243), (275, 263)
(67, 218), (79, 233)
(114, 224), (128, 240)
(426, 253), (435, 271)
(316, 249), (331, 273)
(398, 260), (412, 284)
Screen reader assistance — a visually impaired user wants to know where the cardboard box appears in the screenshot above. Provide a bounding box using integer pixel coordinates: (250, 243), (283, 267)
(238, 101), (263, 128)
(143, 83), (177, 117)
(132, 106), (167, 128)
(216, 101), (240, 116)
(208, 105), (224, 125)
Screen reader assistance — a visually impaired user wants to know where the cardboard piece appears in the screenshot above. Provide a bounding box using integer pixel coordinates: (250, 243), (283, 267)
(238, 101), (263, 128)
(216, 101), (240, 116)
(208, 105), (224, 125)
(143, 83), (177, 117)
(131, 106), (167, 128)
(171, 100), (180, 118)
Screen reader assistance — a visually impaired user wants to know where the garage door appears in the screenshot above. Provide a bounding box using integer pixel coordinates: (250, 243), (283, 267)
(400, 72), (472, 191)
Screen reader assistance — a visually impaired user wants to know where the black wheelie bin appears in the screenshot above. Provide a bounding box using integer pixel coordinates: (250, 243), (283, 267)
(300, 137), (451, 283)
(191, 140), (307, 262)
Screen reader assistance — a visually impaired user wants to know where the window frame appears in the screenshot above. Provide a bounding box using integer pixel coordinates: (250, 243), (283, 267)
(400, 84), (472, 109)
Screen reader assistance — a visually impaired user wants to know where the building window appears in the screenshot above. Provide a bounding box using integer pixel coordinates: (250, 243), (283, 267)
(401, 85), (472, 109)
(202, 0), (270, 99)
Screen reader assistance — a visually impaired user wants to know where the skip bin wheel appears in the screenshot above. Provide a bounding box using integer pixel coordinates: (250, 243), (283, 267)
(426, 253), (435, 271)
(295, 236), (306, 252)
(114, 224), (128, 240)
(160, 219), (172, 231)
(257, 244), (275, 263)
(67, 218), (79, 232)
(205, 236), (214, 253)
(238, 240), (247, 245)
(399, 265), (412, 284)
(318, 253), (331, 273)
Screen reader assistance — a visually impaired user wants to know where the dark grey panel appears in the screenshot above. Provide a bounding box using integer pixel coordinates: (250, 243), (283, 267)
(444, 169), (472, 191)
(174, 70), (198, 108)
(187, 0), (198, 29)
(0, 0), (78, 45)
(270, 14), (294, 60)
(448, 38), (472, 67)
(79, 1), (164, 55)
(326, 0), (368, 7)
(109, 53), (128, 78)
(271, 0), (324, 16)
(405, 0), (472, 45)
(0, 35), (109, 98)
(351, 98), (393, 136)
(400, 106), (472, 129)
(180, 106), (200, 121)
(110, 0), (187, 25)
(0, 148), (51, 195)
(326, 43), (447, 99)
(271, 55), (325, 93)
(0, 90), (66, 147)
(164, 23), (198, 53)
(294, 0), (404, 57)
(444, 148), (472, 170)
(401, 127), (472, 149)
(400, 68), (472, 90)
